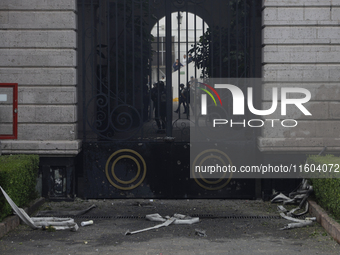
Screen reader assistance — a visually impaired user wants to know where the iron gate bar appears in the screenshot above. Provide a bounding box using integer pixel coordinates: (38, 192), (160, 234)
(166, 0), (172, 137)
(177, 9), (180, 118)
(81, 0), (86, 143)
(79, 0), (261, 199)
(236, 0), (238, 77)
(132, 1), (135, 107)
(209, 6), (212, 77)
(124, 1), (127, 103)
(218, 1), (221, 76)
(244, 0), (247, 77)
(140, 0), (144, 129)
(202, 12), (205, 77)
(147, 0), (151, 122)
(115, 0), (118, 108)
(252, 0), (256, 77)
(185, 5), (189, 119)
(98, 2), (102, 96)
(194, 4), (197, 79)
(227, 0), (230, 77)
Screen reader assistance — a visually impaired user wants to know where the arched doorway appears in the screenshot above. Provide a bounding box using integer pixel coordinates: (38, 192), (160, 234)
(150, 12), (208, 101)
(78, 0), (262, 199)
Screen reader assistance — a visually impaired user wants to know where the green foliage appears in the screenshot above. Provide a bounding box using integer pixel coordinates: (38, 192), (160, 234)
(188, 0), (250, 78)
(0, 155), (39, 221)
(308, 155), (340, 219)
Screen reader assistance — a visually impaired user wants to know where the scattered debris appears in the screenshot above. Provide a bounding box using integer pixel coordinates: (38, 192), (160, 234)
(270, 193), (290, 203)
(195, 228), (207, 237)
(271, 179), (314, 230)
(145, 213), (166, 222)
(125, 213), (199, 235)
(279, 212), (316, 230)
(36, 204), (97, 216)
(125, 217), (175, 235)
(146, 213), (200, 225)
(0, 186), (79, 231)
(30, 217), (79, 231)
(280, 221), (313, 230)
(81, 220), (94, 227)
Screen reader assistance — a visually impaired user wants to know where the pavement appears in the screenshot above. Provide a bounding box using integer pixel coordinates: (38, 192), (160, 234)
(0, 198), (339, 255)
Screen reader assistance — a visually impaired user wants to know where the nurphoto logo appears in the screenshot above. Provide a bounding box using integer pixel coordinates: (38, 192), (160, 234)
(199, 83), (312, 128)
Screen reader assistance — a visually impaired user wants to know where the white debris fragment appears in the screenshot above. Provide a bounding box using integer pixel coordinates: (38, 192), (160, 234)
(0, 186), (79, 231)
(125, 213), (199, 235)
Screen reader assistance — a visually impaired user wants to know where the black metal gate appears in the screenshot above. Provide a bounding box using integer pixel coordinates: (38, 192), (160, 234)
(78, 0), (261, 198)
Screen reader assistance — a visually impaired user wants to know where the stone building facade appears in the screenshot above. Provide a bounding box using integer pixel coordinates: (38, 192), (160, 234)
(0, 0), (80, 156)
(0, 0), (339, 198)
(260, 0), (340, 155)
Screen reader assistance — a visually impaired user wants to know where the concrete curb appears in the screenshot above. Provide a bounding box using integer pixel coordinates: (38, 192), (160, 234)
(0, 197), (45, 239)
(308, 199), (340, 244)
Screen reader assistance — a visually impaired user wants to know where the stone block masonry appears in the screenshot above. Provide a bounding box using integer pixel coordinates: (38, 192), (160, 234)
(260, 0), (340, 153)
(0, 0), (80, 156)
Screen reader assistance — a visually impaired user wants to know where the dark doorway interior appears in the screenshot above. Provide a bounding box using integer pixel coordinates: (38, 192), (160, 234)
(77, 0), (262, 199)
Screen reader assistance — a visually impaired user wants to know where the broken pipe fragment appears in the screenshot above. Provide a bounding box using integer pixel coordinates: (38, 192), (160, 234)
(125, 213), (199, 235)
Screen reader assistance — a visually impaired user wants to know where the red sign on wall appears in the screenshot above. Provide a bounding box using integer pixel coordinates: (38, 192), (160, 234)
(0, 83), (18, 139)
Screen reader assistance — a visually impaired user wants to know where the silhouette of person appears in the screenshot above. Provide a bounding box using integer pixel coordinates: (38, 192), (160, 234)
(151, 81), (167, 133)
(174, 83), (187, 114)
(188, 54), (193, 64)
(182, 82), (191, 114)
(173, 59), (183, 71)
(182, 54), (187, 66)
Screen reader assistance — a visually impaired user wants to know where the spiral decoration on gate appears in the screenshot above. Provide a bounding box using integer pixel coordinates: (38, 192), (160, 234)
(86, 92), (143, 140)
(105, 149), (147, 190)
(191, 149), (233, 190)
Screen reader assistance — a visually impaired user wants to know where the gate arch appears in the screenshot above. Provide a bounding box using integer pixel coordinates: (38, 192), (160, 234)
(78, 0), (262, 199)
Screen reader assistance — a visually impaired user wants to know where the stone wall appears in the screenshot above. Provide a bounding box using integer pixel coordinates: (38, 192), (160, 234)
(0, 0), (81, 155)
(259, 0), (340, 153)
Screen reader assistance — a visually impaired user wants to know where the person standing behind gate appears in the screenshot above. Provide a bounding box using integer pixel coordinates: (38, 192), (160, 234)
(173, 59), (183, 72)
(188, 54), (193, 64)
(151, 81), (167, 133)
(160, 75), (166, 84)
(182, 54), (187, 66)
(174, 83), (187, 114)
(182, 82), (191, 115)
